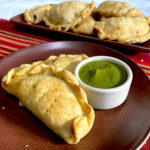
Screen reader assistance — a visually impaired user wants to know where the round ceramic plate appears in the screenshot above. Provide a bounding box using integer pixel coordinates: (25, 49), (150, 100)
(0, 41), (150, 150)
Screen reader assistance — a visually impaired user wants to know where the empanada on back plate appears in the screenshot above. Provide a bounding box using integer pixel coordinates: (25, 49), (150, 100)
(95, 16), (150, 43)
(24, 4), (54, 24)
(71, 16), (96, 35)
(1, 55), (94, 144)
(94, 1), (143, 18)
(43, 1), (95, 31)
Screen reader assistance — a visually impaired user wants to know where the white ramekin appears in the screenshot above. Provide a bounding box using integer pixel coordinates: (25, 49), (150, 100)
(74, 56), (133, 110)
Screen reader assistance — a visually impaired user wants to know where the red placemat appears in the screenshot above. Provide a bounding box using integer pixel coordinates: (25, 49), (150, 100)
(0, 19), (150, 150)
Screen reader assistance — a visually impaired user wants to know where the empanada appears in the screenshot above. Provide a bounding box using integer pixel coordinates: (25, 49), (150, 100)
(93, 1), (143, 18)
(71, 16), (96, 35)
(43, 1), (95, 31)
(24, 4), (54, 24)
(1, 54), (94, 144)
(95, 16), (150, 43)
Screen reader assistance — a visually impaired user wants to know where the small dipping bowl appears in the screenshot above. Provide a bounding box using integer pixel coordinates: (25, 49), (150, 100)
(74, 56), (133, 110)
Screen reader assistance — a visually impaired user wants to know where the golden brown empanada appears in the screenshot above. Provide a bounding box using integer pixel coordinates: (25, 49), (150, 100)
(71, 16), (96, 35)
(95, 16), (150, 43)
(43, 1), (95, 31)
(1, 54), (94, 144)
(24, 4), (54, 24)
(94, 1), (143, 18)
(44, 54), (88, 73)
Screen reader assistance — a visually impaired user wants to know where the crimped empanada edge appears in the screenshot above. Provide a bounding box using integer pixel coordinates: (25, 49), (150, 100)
(52, 69), (95, 144)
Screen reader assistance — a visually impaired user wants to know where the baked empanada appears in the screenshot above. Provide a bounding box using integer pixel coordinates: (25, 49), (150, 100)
(95, 16), (150, 43)
(43, 1), (95, 31)
(71, 16), (96, 35)
(44, 54), (88, 73)
(24, 4), (54, 24)
(1, 54), (94, 144)
(94, 1), (143, 18)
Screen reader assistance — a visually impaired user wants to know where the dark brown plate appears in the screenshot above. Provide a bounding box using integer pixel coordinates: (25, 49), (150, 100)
(10, 13), (150, 53)
(0, 41), (150, 150)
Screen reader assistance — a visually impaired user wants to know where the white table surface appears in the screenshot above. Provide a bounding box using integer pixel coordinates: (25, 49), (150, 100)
(0, 0), (150, 20)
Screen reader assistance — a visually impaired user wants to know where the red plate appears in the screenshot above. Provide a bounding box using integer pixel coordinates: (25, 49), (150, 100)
(0, 41), (150, 150)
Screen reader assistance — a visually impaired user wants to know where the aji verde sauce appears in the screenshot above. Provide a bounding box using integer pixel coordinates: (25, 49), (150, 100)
(79, 60), (127, 89)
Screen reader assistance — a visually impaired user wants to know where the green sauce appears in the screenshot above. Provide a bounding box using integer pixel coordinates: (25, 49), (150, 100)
(79, 60), (127, 89)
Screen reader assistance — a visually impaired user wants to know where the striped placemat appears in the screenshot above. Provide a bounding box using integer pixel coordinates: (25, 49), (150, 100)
(0, 19), (150, 150)
(128, 53), (150, 79)
(0, 19), (52, 59)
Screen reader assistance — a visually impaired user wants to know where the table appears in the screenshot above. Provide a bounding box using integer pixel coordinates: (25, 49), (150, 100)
(0, 0), (150, 149)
